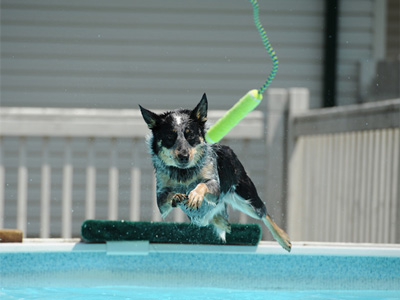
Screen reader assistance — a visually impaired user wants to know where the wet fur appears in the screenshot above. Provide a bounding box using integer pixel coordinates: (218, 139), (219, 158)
(139, 94), (291, 252)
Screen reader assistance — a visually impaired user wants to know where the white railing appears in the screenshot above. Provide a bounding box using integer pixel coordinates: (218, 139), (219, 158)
(287, 98), (400, 243)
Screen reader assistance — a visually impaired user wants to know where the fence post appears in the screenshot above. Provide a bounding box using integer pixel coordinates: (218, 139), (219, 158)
(62, 137), (73, 239)
(40, 137), (51, 238)
(85, 138), (96, 220)
(108, 138), (119, 220)
(265, 89), (289, 231)
(17, 137), (27, 237)
(130, 138), (141, 221)
(286, 88), (310, 240)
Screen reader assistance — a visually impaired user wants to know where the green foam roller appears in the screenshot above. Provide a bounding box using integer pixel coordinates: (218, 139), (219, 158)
(205, 89), (262, 144)
(81, 220), (262, 246)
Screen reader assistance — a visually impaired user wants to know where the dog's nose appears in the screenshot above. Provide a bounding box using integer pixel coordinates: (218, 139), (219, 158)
(177, 152), (189, 164)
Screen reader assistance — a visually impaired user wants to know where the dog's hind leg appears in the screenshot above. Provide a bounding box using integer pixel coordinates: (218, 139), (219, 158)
(262, 214), (291, 252)
(227, 192), (292, 252)
(214, 144), (291, 251)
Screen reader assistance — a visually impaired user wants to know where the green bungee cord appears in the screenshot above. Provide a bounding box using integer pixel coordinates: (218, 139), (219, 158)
(205, 0), (278, 144)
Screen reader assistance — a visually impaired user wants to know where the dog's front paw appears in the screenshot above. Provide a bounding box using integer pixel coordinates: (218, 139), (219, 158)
(171, 193), (187, 207)
(187, 183), (208, 209)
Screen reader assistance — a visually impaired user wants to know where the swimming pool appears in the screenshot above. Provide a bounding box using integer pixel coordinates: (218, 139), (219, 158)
(1, 240), (399, 299)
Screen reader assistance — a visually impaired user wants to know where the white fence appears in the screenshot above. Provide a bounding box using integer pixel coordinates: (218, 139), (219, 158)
(1, 89), (399, 243)
(288, 98), (400, 243)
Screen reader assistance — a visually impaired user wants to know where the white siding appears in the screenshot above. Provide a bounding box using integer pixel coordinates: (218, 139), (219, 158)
(1, 0), (325, 109)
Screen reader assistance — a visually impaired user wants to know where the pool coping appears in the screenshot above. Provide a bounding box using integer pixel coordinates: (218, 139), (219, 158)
(1, 239), (400, 257)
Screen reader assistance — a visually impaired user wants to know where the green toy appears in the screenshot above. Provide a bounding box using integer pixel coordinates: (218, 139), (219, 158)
(205, 0), (278, 144)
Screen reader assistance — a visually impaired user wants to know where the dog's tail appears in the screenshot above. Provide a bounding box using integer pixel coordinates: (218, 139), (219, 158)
(263, 215), (292, 252)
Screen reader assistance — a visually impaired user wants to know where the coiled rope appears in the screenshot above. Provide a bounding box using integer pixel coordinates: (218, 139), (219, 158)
(249, 0), (278, 94)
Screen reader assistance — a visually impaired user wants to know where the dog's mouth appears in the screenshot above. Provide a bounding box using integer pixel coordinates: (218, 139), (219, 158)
(175, 160), (191, 169)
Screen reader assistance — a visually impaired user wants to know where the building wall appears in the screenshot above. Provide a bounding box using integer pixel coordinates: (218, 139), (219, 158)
(1, 0), (326, 109)
(1, 0), (392, 109)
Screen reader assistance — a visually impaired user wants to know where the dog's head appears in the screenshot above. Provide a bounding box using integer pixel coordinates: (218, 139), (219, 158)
(139, 94), (208, 169)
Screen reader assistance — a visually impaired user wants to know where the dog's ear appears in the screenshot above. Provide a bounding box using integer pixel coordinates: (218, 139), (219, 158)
(139, 105), (159, 129)
(190, 93), (208, 124)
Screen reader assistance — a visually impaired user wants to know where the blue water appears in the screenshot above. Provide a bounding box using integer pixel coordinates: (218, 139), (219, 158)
(1, 286), (399, 300)
(1, 247), (399, 299)
(2, 251), (400, 290)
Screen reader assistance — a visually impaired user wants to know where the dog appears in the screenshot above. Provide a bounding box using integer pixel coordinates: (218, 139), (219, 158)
(139, 94), (291, 252)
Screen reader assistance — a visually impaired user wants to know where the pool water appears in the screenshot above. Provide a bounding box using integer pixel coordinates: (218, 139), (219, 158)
(1, 242), (399, 299)
(1, 286), (400, 300)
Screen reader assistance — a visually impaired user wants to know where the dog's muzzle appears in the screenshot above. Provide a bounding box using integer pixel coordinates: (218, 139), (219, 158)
(177, 152), (189, 165)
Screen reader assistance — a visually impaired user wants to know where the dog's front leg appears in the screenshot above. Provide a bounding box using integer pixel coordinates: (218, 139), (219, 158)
(187, 179), (219, 209)
(157, 190), (187, 218)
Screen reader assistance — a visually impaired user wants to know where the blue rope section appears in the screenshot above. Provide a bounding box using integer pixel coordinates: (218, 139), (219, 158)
(249, 0), (278, 95)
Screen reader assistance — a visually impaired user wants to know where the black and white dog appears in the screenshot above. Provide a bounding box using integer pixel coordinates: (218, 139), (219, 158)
(140, 94), (291, 252)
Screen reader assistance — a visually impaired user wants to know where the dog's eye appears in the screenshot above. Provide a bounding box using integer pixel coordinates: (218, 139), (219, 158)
(166, 134), (176, 142)
(185, 130), (198, 146)
(163, 133), (176, 148)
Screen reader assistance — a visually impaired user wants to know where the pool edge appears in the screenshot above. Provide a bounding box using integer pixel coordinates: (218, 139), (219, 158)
(1, 239), (399, 257)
